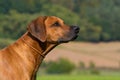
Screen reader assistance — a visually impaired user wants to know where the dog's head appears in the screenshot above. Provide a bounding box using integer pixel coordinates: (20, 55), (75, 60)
(28, 16), (79, 44)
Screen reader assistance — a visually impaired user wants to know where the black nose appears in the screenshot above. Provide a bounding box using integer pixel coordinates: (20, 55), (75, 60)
(71, 26), (80, 33)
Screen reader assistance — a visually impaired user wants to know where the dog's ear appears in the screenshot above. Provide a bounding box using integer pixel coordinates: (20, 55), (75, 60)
(27, 16), (47, 42)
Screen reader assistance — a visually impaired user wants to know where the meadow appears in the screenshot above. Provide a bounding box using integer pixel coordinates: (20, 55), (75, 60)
(37, 42), (120, 80)
(37, 75), (120, 80)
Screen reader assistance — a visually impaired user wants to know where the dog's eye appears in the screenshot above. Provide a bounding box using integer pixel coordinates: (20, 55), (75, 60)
(53, 22), (60, 26)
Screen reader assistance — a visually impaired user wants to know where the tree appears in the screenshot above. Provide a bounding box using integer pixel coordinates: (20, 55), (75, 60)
(0, 0), (11, 13)
(79, 19), (102, 42)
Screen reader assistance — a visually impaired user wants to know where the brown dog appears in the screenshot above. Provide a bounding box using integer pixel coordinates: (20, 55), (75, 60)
(0, 16), (79, 80)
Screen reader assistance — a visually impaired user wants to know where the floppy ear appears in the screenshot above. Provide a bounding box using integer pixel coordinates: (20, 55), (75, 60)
(27, 16), (47, 42)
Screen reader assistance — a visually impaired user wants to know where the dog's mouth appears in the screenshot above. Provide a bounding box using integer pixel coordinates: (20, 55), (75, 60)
(58, 34), (78, 43)
(48, 34), (79, 44)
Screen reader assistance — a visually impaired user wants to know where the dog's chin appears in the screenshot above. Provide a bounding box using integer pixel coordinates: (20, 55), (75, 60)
(47, 40), (68, 44)
(57, 35), (78, 43)
(71, 35), (78, 41)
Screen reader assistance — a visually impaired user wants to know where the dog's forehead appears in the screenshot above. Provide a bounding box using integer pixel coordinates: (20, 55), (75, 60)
(50, 16), (63, 20)
(46, 16), (63, 23)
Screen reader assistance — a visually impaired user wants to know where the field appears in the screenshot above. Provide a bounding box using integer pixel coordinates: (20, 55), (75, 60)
(37, 75), (120, 80)
(44, 42), (120, 68)
(36, 42), (120, 80)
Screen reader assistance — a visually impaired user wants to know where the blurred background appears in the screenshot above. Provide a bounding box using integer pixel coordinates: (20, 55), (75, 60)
(0, 0), (120, 80)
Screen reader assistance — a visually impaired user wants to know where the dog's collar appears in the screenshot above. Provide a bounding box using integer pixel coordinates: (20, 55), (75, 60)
(21, 37), (45, 58)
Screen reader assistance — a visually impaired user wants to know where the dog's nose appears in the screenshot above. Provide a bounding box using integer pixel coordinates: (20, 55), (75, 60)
(71, 26), (80, 33)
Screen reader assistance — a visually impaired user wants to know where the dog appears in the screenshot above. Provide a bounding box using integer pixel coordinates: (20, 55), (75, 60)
(0, 16), (79, 80)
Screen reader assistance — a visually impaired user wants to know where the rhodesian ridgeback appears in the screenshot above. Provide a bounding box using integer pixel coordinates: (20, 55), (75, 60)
(0, 16), (79, 80)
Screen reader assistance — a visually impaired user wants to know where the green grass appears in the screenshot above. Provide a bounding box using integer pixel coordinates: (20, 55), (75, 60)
(37, 75), (120, 80)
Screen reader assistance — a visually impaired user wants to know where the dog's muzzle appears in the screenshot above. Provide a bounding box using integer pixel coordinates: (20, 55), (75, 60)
(58, 25), (80, 43)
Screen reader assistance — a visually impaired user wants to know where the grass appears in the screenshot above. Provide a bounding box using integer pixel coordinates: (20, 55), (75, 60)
(37, 75), (120, 80)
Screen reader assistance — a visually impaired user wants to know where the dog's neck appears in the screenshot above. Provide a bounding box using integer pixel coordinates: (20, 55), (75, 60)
(21, 32), (58, 57)
(10, 32), (58, 80)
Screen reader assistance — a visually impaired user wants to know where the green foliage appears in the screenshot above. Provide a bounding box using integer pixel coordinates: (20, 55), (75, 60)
(0, 38), (14, 49)
(41, 4), (80, 25)
(0, 0), (11, 13)
(90, 69), (100, 75)
(89, 61), (95, 69)
(0, 10), (41, 39)
(79, 19), (102, 42)
(46, 58), (75, 74)
(0, 0), (120, 42)
(79, 61), (85, 69)
(40, 61), (48, 68)
(89, 61), (100, 75)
